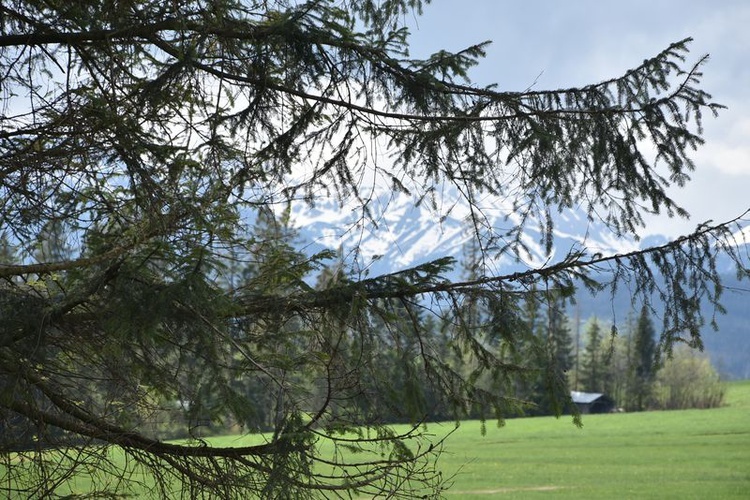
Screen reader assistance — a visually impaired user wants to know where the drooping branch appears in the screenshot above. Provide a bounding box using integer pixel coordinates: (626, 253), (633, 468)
(0, 1), (744, 498)
(222, 212), (747, 317)
(1, 352), (278, 459)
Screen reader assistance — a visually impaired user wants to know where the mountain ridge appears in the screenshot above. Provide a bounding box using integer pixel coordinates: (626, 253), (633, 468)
(286, 194), (749, 380)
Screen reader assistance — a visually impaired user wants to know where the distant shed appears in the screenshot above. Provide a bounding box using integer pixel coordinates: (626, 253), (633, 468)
(570, 391), (615, 414)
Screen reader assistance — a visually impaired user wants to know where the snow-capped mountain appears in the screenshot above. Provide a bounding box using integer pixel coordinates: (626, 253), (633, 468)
(289, 190), (640, 279)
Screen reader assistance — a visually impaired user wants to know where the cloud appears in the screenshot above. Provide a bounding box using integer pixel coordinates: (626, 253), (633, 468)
(698, 141), (750, 177)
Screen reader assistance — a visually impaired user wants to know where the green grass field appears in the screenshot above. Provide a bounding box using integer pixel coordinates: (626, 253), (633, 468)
(429, 380), (750, 498)
(4, 381), (749, 498)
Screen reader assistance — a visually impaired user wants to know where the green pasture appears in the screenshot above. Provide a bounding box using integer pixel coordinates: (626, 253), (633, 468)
(3, 381), (749, 498)
(432, 380), (750, 498)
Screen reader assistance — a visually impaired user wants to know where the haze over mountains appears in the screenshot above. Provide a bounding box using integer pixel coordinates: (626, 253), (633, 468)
(287, 194), (750, 380)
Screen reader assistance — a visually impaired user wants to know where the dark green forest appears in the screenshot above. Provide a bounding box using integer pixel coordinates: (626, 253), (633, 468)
(2, 212), (726, 450)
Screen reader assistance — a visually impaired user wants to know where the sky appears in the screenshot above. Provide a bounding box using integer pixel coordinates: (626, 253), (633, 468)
(402, 0), (750, 239)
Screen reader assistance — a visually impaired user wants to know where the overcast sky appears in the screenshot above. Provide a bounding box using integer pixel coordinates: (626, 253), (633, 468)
(403, 0), (750, 238)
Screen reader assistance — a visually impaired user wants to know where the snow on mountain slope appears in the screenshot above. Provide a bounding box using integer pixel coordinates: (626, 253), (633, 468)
(289, 189), (641, 279)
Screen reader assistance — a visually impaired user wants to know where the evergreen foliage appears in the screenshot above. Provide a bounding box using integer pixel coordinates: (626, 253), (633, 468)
(580, 318), (605, 393)
(531, 293), (575, 416)
(0, 0), (747, 497)
(631, 306), (659, 410)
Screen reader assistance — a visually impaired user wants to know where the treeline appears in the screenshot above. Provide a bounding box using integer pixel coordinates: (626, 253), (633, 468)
(574, 312), (725, 412)
(0, 212), (726, 448)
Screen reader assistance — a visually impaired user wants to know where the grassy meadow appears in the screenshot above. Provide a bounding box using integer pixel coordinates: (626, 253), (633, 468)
(430, 380), (750, 498)
(3, 381), (749, 498)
